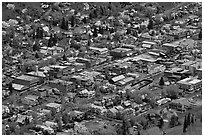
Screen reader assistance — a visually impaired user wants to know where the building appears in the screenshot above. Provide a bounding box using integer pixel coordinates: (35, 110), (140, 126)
(12, 75), (40, 88)
(162, 43), (179, 54)
(73, 62), (85, 72)
(12, 83), (29, 94)
(110, 75), (125, 84)
(45, 103), (62, 113)
(116, 77), (134, 87)
(148, 64), (166, 75)
(89, 47), (109, 55)
(22, 95), (39, 106)
(122, 108), (135, 119)
(180, 60), (201, 75)
(196, 68), (202, 79)
(106, 107), (118, 119)
(40, 46), (64, 55)
(78, 89), (95, 98)
(26, 71), (46, 84)
(141, 41), (157, 49)
(110, 48), (132, 58)
(49, 65), (70, 78)
(76, 58), (92, 68)
(169, 98), (194, 112)
(49, 79), (75, 93)
(177, 77), (202, 93)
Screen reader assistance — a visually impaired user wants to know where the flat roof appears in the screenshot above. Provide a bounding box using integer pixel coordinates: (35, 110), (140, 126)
(111, 48), (131, 52)
(50, 65), (68, 69)
(163, 43), (178, 48)
(177, 77), (201, 85)
(142, 41), (156, 45)
(26, 71), (46, 78)
(90, 47), (108, 52)
(46, 103), (61, 108)
(12, 83), (29, 90)
(112, 75), (125, 82)
(15, 75), (40, 82)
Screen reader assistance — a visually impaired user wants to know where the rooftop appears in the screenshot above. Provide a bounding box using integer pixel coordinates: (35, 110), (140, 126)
(45, 103), (61, 108)
(15, 75), (40, 82)
(177, 77), (201, 85)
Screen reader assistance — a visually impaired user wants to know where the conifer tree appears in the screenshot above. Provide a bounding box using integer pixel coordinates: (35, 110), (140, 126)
(147, 18), (154, 30)
(198, 29), (202, 40)
(159, 77), (165, 86)
(70, 15), (75, 27)
(183, 116), (188, 133)
(61, 17), (66, 30)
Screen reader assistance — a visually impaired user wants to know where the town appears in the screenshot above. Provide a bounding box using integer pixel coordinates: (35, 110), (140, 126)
(2, 2), (202, 135)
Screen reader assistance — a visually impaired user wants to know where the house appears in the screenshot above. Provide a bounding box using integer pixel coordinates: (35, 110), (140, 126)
(180, 60), (201, 75)
(35, 124), (55, 135)
(141, 41), (157, 49)
(196, 68), (202, 79)
(40, 46), (64, 55)
(25, 71), (46, 84)
(116, 77), (134, 87)
(66, 92), (77, 102)
(89, 47), (109, 55)
(106, 107), (118, 119)
(22, 95), (39, 106)
(177, 77), (201, 93)
(162, 43), (179, 54)
(110, 75), (125, 84)
(110, 48), (133, 58)
(16, 114), (33, 125)
(38, 88), (48, 97)
(12, 75), (40, 88)
(73, 62), (85, 72)
(12, 83), (29, 94)
(49, 79), (75, 93)
(169, 98), (195, 112)
(147, 64), (166, 75)
(89, 104), (107, 115)
(78, 89), (95, 98)
(44, 121), (58, 129)
(49, 65), (70, 77)
(122, 108), (135, 119)
(2, 105), (10, 114)
(76, 58), (92, 68)
(45, 103), (62, 113)
(70, 75), (91, 86)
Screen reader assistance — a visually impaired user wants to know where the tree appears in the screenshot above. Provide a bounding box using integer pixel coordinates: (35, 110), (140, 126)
(60, 17), (66, 30)
(57, 119), (63, 132)
(65, 20), (69, 30)
(183, 116), (188, 133)
(53, 34), (58, 46)
(62, 54), (67, 61)
(33, 42), (39, 51)
(70, 15), (75, 27)
(198, 29), (202, 40)
(93, 27), (98, 37)
(169, 114), (179, 128)
(48, 34), (53, 47)
(166, 86), (178, 99)
(158, 117), (164, 129)
(35, 52), (39, 58)
(147, 18), (154, 30)
(187, 113), (191, 126)
(191, 114), (195, 125)
(8, 82), (13, 93)
(122, 119), (128, 135)
(159, 77), (165, 86)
